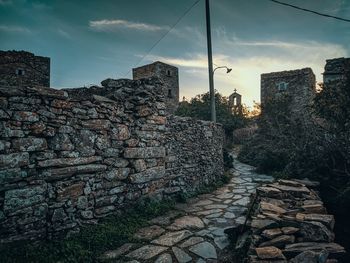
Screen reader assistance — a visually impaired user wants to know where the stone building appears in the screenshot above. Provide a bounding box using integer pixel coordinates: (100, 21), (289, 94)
(0, 50), (50, 87)
(228, 89), (242, 115)
(323, 57), (350, 84)
(133, 61), (179, 114)
(260, 68), (316, 114)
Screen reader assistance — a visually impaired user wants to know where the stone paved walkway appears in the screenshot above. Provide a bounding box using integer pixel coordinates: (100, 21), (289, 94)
(102, 152), (274, 263)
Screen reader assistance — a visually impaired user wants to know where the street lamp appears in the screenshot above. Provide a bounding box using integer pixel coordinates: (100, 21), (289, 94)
(213, 66), (232, 74)
(210, 65), (232, 122)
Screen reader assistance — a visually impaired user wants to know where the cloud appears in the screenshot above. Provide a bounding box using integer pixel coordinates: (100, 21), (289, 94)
(58, 28), (71, 39)
(0, 25), (31, 33)
(89, 19), (168, 32)
(146, 53), (230, 69)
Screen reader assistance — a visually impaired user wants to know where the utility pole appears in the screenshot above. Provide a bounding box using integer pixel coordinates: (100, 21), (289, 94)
(205, 0), (216, 122)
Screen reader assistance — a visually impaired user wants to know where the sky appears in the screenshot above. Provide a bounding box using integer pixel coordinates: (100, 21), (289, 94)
(0, 0), (349, 108)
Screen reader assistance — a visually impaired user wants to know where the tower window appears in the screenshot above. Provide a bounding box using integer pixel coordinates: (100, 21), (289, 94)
(166, 69), (171, 76)
(277, 82), (288, 91)
(16, 69), (25, 76)
(168, 89), (172, 98)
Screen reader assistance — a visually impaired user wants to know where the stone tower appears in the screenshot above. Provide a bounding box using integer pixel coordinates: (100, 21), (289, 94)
(228, 89), (242, 115)
(133, 61), (179, 114)
(260, 68), (316, 115)
(323, 57), (350, 84)
(0, 50), (50, 87)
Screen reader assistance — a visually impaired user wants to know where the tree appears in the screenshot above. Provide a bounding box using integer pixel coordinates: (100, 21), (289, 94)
(175, 92), (248, 136)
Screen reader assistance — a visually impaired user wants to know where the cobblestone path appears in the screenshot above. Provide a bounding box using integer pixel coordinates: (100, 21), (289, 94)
(103, 153), (274, 263)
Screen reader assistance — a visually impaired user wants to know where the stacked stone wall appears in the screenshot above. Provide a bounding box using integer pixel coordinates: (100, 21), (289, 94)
(165, 116), (224, 195)
(0, 77), (224, 243)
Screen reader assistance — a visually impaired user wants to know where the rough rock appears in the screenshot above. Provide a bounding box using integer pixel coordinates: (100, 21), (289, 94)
(154, 253), (173, 263)
(168, 216), (204, 230)
(255, 246), (285, 260)
(262, 228), (283, 239)
(133, 225), (165, 241)
(180, 237), (204, 248)
(259, 235), (295, 248)
(189, 241), (217, 259)
(283, 242), (345, 258)
(126, 245), (168, 260)
(151, 230), (192, 247)
(172, 247), (192, 263)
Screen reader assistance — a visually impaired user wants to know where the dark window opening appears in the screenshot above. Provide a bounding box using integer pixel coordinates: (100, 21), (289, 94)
(166, 70), (171, 76)
(277, 82), (288, 91)
(168, 89), (172, 98)
(16, 69), (25, 76)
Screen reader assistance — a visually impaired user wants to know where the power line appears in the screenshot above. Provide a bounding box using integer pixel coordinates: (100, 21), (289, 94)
(122, 0), (202, 78)
(269, 0), (350, 23)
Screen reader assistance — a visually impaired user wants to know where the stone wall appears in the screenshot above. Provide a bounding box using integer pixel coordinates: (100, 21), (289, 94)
(0, 50), (50, 87)
(248, 179), (346, 262)
(165, 116), (224, 195)
(0, 77), (224, 243)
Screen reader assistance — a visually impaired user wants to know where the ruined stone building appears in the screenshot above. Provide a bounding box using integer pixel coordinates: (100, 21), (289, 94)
(133, 61), (179, 114)
(0, 50), (50, 87)
(228, 89), (242, 115)
(323, 57), (350, 85)
(260, 68), (316, 115)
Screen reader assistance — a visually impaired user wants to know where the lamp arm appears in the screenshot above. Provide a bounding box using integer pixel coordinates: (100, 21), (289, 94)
(213, 66), (229, 74)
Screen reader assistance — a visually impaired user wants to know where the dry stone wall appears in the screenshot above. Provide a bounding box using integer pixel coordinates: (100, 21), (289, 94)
(0, 77), (224, 243)
(248, 179), (346, 262)
(165, 116), (224, 195)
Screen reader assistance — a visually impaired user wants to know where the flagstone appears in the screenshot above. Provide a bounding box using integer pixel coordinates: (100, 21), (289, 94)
(126, 245), (168, 260)
(172, 247), (192, 263)
(151, 230), (192, 246)
(189, 241), (217, 259)
(168, 216), (204, 230)
(180, 236), (204, 248)
(154, 253), (173, 263)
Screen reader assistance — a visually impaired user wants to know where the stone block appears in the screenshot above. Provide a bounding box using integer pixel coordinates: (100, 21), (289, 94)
(44, 164), (107, 181)
(112, 124), (130, 140)
(51, 99), (73, 109)
(4, 185), (46, 213)
(129, 166), (165, 184)
(81, 119), (111, 130)
(133, 159), (147, 172)
(38, 156), (101, 168)
(49, 134), (74, 151)
(0, 168), (27, 184)
(57, 182), (85, 201)
(13, 111), (40, 122)
(0, 152), (29, 168)
(51, 208), (68, 222)
(137, 105), (152, 117)
(124, 147), (165, 159)
(299, 221), (334, 242)
(255, 246), (285, 260)
(27, 86), (68, 99)
(12, 137), (47, 151)
(104, 168), (130, 181)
